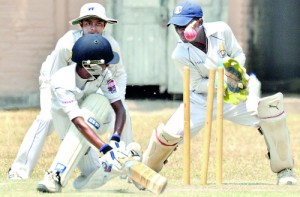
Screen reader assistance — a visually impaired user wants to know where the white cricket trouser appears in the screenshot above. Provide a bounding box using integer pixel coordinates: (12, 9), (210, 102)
(164, 91), (260, 138)
(10, 85), (54, 179)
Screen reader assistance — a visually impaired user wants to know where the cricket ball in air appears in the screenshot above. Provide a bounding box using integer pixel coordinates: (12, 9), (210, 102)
(184, 28), (197, 41)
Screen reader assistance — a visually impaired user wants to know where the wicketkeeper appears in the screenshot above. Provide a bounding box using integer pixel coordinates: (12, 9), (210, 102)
(142, 1), (296, 185)
(37, 34), (141, 193)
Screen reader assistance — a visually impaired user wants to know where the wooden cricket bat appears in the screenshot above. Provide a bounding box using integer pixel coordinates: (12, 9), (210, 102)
(121, 158), (168, 194)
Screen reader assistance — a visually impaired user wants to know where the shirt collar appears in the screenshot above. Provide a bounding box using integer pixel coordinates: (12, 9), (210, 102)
(202, 23), (218, 37)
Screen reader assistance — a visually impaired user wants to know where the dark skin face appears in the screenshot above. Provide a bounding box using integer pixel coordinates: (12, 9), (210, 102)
(174, 18), (207, 53)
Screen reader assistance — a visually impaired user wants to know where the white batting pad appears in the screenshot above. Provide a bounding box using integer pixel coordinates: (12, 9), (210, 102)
(142, 124), (182, 172)
(81, 93), (113, 135)
(258, 92), (293, 172)
(49, 124), (90, 186)
(50, 93), (113, 186)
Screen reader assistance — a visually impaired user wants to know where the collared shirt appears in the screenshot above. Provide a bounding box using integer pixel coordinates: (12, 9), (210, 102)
(50, 64), (121, 121)
(172, 21), (246, 93)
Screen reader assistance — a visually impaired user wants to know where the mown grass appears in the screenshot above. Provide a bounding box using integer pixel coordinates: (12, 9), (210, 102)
(1, 98), (300, 196)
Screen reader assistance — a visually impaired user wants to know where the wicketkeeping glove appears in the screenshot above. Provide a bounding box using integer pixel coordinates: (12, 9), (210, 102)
(222, 58), (249, 105)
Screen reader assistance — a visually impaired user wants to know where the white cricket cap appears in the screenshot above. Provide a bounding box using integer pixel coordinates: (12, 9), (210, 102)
(69, 3), (117, 25)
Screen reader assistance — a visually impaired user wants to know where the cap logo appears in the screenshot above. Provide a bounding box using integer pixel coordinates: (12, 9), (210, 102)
(174, 6), (183, 14)
(88, 7), (95, 11)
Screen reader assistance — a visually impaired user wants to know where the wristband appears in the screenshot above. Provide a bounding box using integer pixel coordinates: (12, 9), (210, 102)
(99, 144), (113, 154)
(110, 134), (120, 142)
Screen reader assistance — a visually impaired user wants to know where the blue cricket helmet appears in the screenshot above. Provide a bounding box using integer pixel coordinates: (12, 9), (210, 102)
(72, 34), (119, 65)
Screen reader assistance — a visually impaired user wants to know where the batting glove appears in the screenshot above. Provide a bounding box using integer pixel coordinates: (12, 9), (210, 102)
(109, 134), (126, 151)
(99, 144), (128, 173)
(126, 142), (143, 162)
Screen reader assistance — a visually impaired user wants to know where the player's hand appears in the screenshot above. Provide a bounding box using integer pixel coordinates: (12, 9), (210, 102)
(110, 134), (142, 162)
(99, 144), (128, 173)
(126, 142), (143, 162)
(222, 59), (249, 105)
(224, 72), (242, 93)
(109, 134), (126, 151)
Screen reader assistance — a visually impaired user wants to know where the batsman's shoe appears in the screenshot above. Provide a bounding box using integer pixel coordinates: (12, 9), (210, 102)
(7, 168), (23, 180)
(37, 171), (62, 193)
(277, 168), (297, 185)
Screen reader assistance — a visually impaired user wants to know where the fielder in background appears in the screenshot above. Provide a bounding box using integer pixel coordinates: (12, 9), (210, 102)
(37, 34), (141, 193)
(142, 1), (297, 185)
(8, 2), (134, 180)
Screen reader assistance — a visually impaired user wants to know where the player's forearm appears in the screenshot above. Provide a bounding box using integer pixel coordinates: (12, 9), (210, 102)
(72, 117), (106, 149)
(111, 100), (126, 136)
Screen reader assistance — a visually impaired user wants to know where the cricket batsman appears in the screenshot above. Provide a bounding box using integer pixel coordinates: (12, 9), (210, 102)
(37, 34), (141, 193)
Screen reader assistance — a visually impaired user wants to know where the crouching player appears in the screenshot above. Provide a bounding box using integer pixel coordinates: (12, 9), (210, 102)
(37, 34), (141, 193)
(142, 1), (296, 186)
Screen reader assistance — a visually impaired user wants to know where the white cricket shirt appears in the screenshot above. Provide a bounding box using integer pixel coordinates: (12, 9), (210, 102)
(50, 64), (122, 121)
(172, 21), (246, 93)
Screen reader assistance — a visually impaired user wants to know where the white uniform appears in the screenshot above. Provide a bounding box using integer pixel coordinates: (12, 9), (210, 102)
(160, 22), (294, 174)
(50, 64), (122, 138)
(49, 63), (123, 182)
(142, 21), (260, 173)
(164, 21), (260, 138)
(10, 30), (132, 179)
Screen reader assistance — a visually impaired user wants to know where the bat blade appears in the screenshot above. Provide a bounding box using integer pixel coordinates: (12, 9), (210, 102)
(122, 159), (167, 194)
